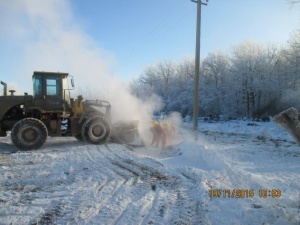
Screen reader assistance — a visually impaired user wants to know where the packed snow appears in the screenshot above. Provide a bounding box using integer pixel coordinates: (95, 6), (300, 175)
(0, 119), (300, 225)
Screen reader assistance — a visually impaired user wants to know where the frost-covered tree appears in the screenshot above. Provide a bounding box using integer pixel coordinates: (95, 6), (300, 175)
(130, 59), (195, 116)
(276, 29), (300, 110)
(230, 41), (284, 117)
(201, 51), (232, 116)
(168, 58), (194, 116)
(131, 32), (300, 119)
(286, 29), (300, 80)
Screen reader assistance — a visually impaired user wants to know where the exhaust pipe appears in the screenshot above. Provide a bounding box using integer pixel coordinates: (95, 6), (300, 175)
(0, 81), (7, 96)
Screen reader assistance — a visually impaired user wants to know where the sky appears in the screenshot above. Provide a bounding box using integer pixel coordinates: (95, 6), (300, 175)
(0, 0), (299, 95)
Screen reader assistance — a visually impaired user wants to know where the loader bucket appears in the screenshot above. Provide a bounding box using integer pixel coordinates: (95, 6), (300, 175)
(111, 120), (144, 146)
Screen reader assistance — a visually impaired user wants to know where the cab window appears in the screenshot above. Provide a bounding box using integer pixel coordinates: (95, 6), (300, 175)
(46, 78), (60, 96)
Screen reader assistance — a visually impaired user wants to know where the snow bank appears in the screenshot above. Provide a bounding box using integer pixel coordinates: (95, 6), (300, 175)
(198, 119), (295, 142)
(162, 142), (226, 171)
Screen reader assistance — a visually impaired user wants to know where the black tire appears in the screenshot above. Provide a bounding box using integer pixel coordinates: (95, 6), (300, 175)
(81, 116), (111, 144)
(11, 118), (48, 150)
(0, 129), (6, 137)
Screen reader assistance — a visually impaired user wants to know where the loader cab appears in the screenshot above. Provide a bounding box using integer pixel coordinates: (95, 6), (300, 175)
(32, 71), (74, 112)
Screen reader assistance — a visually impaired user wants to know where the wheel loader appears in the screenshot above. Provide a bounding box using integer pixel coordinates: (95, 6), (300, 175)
(0, 71), (141, 150)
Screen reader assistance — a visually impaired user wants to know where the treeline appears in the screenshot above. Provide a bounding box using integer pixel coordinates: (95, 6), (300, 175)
(130, 30), (300, 119)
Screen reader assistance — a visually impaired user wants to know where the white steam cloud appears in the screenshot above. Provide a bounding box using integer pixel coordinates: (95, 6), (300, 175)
(0, 0), (162, 140)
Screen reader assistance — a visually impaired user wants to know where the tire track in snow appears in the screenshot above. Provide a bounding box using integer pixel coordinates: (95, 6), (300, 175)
(0, 142), (206, 224)
(65, 146), (129, 223)
(73, 145), (148, 224)
(81, 145), (161, 224)
(105, 144), (205, 224)
(63, 146), (143, 224)
(93, 145), (155, 224)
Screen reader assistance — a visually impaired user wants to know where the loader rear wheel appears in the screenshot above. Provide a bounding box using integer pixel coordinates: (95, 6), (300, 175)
(11, 118), (48, 150)
(82, 116), (111, 144)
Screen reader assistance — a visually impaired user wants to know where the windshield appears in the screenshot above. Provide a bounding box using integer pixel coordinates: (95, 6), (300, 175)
(33, 75), (42, 96)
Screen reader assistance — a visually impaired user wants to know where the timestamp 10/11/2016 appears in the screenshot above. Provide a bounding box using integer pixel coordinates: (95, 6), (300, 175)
(209, 189), (281, 198)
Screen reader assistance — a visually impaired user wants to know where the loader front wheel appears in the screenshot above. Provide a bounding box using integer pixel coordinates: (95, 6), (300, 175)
(82, 116), (111, 144)
(11, 118), (48, 150)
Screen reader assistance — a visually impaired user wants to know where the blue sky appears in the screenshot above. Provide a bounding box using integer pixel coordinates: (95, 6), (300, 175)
(0, 0), (299, 94)
(71, 0), (300, 79)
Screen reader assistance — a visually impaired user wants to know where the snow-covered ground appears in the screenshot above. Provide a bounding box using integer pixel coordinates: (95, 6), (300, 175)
(0, 119), (300, 225)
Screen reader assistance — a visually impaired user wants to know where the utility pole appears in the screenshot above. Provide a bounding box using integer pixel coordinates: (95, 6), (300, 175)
(191, 0), (207, 139)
